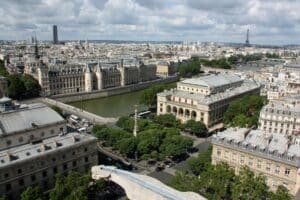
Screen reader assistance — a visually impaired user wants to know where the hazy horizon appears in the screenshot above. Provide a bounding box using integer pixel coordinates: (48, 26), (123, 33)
(1, 0), (300, 45)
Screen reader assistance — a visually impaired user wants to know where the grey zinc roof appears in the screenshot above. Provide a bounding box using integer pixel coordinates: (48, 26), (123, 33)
(158, 80), (260, 105)
(181, 73), (242, 88)
(0, 132), (97, 168)
(0, 103), (64, 135)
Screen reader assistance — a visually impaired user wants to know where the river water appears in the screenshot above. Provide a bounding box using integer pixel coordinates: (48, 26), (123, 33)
(69, 89), (148, 118)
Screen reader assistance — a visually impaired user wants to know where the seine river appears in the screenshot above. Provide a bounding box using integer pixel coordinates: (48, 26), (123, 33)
(69, 89), (148, 118)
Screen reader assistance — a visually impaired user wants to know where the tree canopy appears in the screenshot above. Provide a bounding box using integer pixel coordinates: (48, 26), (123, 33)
(6, 74), (40, 100)
(184, 120), (207, 137)
(139, 84), (175, 108)
(178, 57), (201, 77)
(21, 186), (43, 200)
(223, 95), (266, 128)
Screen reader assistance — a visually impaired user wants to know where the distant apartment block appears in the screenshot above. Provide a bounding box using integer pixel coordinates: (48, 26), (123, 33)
(211, 128), (300, 196)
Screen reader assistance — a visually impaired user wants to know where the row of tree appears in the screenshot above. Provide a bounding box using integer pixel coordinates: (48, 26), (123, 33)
(223, 95), (266, 128)
(200, 58), (232, 69)
(93, 115), (194, 161)
(178, 57), (202, 77)
(169, 146), (292, 200)
(0, 61), (41, 99)
(2, 171), (121, 200)
(139, 83), (176, 108)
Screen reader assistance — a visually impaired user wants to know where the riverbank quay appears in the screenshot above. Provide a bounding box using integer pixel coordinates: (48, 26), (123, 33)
(52, 75), (179, 103)
(41, 98), (117, 126)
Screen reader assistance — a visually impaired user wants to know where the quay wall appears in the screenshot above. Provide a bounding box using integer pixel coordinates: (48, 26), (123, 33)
(52, 76), (179, 103)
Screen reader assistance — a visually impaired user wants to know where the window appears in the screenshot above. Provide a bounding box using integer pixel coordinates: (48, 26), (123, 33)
(275, 166), (280, 174)
(19, 179), (24, 186)
(17, 169), (22, 174)
(285, 168), (290, 176)
(217, 149), (221, 156)
(42, 171), (47, 177)
(6, 140), (11, 146)
(31, 175), (36, 182)
(18, 137), (23, 142)
(248, 158), (253, 166)
(85, 157), (89, 163)
(257, 160), (262, 168)
(6, 184), (11, 191)
(240, 156), (245, 164)
(224, 151), (229, 159)
(41, 132), (45, 137)
(52, 158), (56, 162)
(84, 147), (88, 152)
(53, 167), (58, 174)
(51, 130), (55, 134)
(232, 153), (237, 161)
(63, 164), (68, 171)
(266, 163), (271, 171)
(72, 160), (77, 167)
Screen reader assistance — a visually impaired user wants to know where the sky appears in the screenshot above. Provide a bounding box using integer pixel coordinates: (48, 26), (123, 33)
(1, 0), (300, 45)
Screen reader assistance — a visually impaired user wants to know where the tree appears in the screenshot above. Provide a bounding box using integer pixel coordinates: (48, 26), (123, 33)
(178, 58), (201, 77)
(154, 114), (180, 128)
(188, 145), (212, 175)
(223, 95), (266, 128)
(159, 135), (193, 160)
(21, 74), (41, 97)
(184, 120), (207, 137)
(199, 162), (235, 200)
(269, 185), (292, 200)
(169, 171), (199, 192)
(117, 137), (138, 158)
(7, 75), (26, 99)
(139, 84), (175, 108)
(50, 172), (91, 200)
(116, 116), (134, 132)
(0, 60), (9, 77)
(21, 186), (43, 200)
(232, 166), (269, 200)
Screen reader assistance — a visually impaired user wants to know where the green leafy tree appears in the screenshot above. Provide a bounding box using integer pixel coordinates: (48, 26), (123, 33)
(184, 120), (207, 137)
(232, 166), (269, 200)
(223, 95), (266, 128)
(117, 137), (138, 158)
(169, 171), (199, 192)
(7, 75), (26, 99)
(154, 114), (180, 128)
(139, 84), (175, 108)
(21, 74), (41, 97)
(50, 172), (102, 200)
(269, 185), (292, 200)
(199, 163), (235, 200)
(0, 60), (9, 77)
(116, 116), (134, 132)
(188, 146), (212, 175)
(159, 135), (193, 160)
(21, 186), (43, 200)
(178, 57), (201, 77)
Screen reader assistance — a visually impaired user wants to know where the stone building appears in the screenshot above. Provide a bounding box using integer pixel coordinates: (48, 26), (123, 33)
(211, 128), (300, 197)
(157, 73), (260, 126)
(25, 59), (157, 96)
(258, 97), (300, 136)
(156, 60), (176, 77)
(0, 99), (98, 199)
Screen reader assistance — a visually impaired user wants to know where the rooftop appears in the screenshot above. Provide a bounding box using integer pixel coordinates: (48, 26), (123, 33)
(158, 80), (260, 105)
(0, 132), (97, 168)
(0, 103), (65, 135)
(212, 128), (300, 167)
(180, 73), (242, 88)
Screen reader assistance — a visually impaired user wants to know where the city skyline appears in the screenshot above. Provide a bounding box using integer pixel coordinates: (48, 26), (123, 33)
(1, 0), (300, 45)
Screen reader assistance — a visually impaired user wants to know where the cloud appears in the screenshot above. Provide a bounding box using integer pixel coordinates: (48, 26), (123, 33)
(0, 0), (299, 44)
